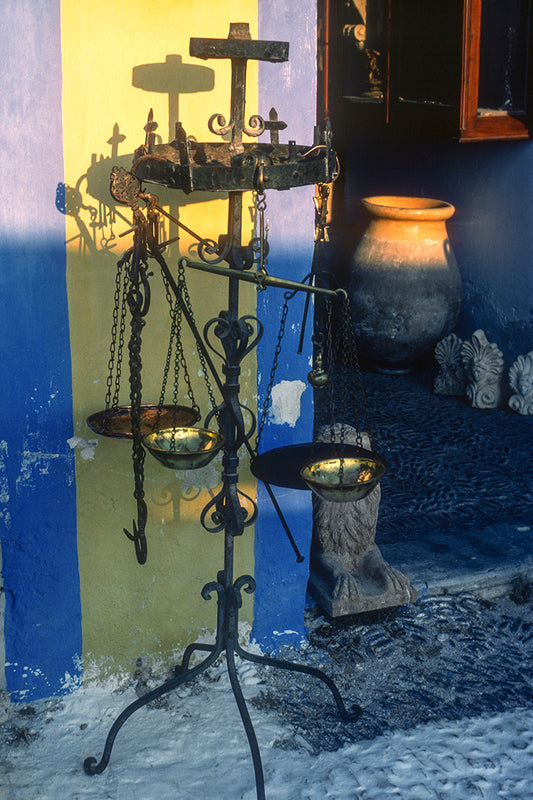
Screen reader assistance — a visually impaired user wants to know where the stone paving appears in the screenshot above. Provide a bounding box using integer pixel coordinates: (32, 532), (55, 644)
(252, 591), (533, 754)
(362, 369), (533, 545)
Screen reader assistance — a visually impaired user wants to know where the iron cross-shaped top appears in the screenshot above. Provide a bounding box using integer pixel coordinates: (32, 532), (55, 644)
(190, 23), (289, 154)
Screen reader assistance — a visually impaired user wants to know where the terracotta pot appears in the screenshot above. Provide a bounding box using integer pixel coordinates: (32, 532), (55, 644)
(349, 196), (463, 373)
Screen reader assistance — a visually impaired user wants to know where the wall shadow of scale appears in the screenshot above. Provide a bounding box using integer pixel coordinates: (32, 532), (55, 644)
(55, 53), (221, 252)
(54, 54), (235, 555)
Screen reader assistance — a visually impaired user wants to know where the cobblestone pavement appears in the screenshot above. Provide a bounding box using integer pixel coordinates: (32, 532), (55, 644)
(361, 370), (533, 543)
(251, 592), (533, 754)
(1, 591), (531, 799)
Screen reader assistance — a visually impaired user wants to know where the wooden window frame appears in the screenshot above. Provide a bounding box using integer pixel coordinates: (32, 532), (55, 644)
(460, 0), (531, 141)
(318, 0), (532, 143)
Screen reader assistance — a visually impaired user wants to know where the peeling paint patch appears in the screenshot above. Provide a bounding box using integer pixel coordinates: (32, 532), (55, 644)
(0, 441), (9, 503)
(16, 448), (66, 492)
(0, 511), (12, 531)
(269, 380), (306, 427)
(67, 436), (98, 461)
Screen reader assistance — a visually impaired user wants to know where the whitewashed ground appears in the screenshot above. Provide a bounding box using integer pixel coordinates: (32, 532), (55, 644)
(1, 658), (532, 800)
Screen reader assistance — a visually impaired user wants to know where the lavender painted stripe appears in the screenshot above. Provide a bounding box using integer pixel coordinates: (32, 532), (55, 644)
(253, 2), (317, 649)
(0, 1), (82, 699)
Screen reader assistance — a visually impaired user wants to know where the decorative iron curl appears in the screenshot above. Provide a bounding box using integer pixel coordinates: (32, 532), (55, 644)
(201, 579), (226, 603)
(237, 315), (263, 359)
(200, 485), (229, 533)
(203, 314), (263, 365)
(200, 484), (255, 535)
(203, 315), (233, 363)
(207, 113), (265, 139)
(197, 236), (231, 265)
(243, 114), (265, 138)
(205, 402), (256, 445)
(232, 575), (257, 608)
(208, 113), (234, 137)
(249, 235), (270, 267)
(235, 488), (258, 527)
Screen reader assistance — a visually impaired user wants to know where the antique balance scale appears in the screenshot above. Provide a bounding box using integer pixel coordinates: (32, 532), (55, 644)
(84, 24), (386, 800)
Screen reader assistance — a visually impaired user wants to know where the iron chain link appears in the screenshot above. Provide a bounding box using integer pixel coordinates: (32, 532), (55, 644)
(255, 291), (291, 453)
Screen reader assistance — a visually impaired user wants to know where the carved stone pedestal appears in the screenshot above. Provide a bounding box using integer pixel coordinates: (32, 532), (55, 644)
(308, 426), (416, 617)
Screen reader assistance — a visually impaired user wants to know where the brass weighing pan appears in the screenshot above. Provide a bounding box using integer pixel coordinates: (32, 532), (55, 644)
(251, 442), (386, 493)
(300, 455), (386, 503)
(86, 405), (201, 440)
(143, 427), (225, 470)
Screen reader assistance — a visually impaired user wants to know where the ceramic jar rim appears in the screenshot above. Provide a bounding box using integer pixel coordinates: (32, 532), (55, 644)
(361, 196), (455, 221)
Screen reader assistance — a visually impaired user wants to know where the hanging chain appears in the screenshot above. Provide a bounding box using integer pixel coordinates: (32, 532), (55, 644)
(177, 260), (220, 423)
(158, 258), (219, 424)
(323, 299), (339, 444)
(158, 270), (200, 424)
(114, 270), (129, 409)
(253, 189), (269, 289)
(123, 220), (152, 565)
(157, 295), (180, 427)
(340, 291), (372, 448)
(176, 324), (197, 412)
(104, 253), (130, 416)
(310, 184), (374, 461)
(104, 258), (123, 411)
(172, 304), (181, 406)
(255, 290), (292, 453)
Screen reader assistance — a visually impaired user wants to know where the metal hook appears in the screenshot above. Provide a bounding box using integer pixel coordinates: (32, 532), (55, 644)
(256, 162), (264, 193)
(123, 517), (147, 565)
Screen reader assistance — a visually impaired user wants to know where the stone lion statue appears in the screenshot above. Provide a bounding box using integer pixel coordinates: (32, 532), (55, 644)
(308, 424), (415, 616)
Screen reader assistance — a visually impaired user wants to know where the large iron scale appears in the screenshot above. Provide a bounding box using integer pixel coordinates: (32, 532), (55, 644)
(84, 24), (382, 800)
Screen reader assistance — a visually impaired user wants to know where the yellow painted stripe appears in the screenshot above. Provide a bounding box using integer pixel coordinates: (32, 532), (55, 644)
(62, 0), (258, 678)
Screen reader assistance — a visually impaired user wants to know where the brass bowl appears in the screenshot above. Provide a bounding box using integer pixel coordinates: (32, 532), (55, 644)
(142, 427), (224, 470)
(300, 455), (386, 503)
(87, 405), (201, 440)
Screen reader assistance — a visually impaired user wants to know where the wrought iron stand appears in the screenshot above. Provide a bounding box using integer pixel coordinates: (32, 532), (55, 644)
(84, 24), (361, 800)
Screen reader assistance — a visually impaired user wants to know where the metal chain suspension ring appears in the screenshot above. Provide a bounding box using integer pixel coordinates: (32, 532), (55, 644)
(252, 189), (269, 286)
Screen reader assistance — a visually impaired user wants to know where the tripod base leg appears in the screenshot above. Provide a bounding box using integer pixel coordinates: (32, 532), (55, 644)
(84, 645), (220, 775)
(235, 642), (362, 721)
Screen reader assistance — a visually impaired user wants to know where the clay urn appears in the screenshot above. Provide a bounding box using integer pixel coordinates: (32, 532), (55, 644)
(348, 196), (463, 373)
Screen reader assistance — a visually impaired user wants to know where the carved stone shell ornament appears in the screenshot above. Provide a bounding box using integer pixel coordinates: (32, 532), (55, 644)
(461, 329), (504, 409)
(508, 351), (533, 415)
(434, 333), (466, 396)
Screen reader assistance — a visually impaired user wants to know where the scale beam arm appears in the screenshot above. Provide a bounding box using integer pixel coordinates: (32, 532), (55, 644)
(178, 256), (345, 300)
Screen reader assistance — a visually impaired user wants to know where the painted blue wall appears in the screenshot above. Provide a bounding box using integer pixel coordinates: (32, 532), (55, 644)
(0, 1), (82, 700)
(253, 0), (318, 650)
